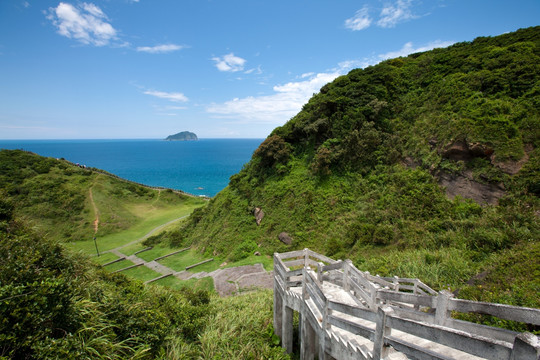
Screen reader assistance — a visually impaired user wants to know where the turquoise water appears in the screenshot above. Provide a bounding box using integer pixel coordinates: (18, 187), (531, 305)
(0, 139), (263, 197)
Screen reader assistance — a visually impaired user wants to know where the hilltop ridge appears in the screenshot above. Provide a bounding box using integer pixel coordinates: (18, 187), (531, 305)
(154, 26), (540, 312)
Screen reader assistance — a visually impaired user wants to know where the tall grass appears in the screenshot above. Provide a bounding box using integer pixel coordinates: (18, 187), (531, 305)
(164, 290), (289, 360)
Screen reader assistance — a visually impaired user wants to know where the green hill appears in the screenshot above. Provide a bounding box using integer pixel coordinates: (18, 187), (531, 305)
(0, 150), (287, 359)
(155, 27), (540, 311)
(0, 149), (205, 247)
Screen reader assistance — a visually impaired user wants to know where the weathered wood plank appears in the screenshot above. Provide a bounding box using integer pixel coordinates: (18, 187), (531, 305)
(287, 268), (304, 277)
(277, 249), (305, 260)
(449, 299), (540, 326)
(328, 314), (374, 341)
(385, 336), (455, 360)
(307, 249), (338, 264)
(377, 289), (436, 308)
(322, 261), (344, 272)
(386, 315), (512, 360)
(447, 317), (518, 344)
(305, 273), (326, 303)
(348, 277), (372, 305)
(328, 300), (377, 322)
(284, 259), (304, 268)
(307, 283), (325, 313)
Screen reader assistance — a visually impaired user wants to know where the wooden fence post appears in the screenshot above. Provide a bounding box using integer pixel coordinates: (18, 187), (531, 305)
(343, 260), (351, 292)
(317, 262), (324, 285)
(435, 290), (454, 327)
(282, 304), (294, 354)
(510, 332), (540, 360)
(373, 306), (392, 360)
(413, 279), (420, 311)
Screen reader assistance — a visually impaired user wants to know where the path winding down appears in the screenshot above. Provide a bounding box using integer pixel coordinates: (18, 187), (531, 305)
(104, 219), (273, 296)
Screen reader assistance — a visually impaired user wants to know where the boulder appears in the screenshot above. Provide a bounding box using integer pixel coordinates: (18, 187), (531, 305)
(278, 232), (292, 245)
(253, 207), (264, 226)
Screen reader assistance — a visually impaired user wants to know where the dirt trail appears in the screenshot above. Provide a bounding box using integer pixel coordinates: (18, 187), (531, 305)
(89, 185), (99, 234)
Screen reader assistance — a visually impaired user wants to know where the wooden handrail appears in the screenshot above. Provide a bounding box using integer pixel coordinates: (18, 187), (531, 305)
(273, 249), (540, 360)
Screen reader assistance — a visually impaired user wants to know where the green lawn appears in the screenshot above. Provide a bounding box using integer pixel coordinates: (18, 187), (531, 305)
(91, 252), (120, 265)
(103, 259), (133, 272)
(121, 265), (162, 282)
(151, 275), (215, 293)
(67, 208), (194, 254)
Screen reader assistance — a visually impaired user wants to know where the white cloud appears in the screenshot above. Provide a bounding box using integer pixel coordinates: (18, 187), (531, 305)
(377, 40), (455, 60)
(212, 53), (246, 72)
(345, 6), (372, 31)
(244, 65), (262, 75)
(144, 90), (188, 102)
(207, 40), (455, 125)
(207, 71), (340, 124)
(136, 44), (185, 54)
(46, 2), (117, 46)
(377, 0), (416, 28)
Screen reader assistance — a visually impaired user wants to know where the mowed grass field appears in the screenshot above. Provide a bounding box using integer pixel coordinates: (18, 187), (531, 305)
(66, 174), (207, 254)
(55, 170), (274, 289)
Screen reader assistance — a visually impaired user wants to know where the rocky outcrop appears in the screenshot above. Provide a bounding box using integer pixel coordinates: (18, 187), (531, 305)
(253, 207), (264, 225)
(278, 232), (292, 245)
(492, 144), (532, 175)
(441, 140), (494, 161)
(437, 171), (506, 206)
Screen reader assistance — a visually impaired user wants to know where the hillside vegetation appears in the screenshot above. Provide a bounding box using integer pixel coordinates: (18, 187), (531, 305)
(0, 213), (286, 358)
(0, 151), (287, 359)
(155, 27), (540, 313)
(0, 149), (205, 246)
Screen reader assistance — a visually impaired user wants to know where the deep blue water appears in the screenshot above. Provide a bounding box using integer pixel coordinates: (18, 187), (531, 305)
(0, 139), (263, 197)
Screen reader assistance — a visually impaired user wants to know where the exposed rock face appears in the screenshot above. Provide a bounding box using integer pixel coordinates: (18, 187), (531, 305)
(492, 144), (532, 175)
(437, 171), (505, 206)
(278, 232), (292, 245)
(441, 140), (494, 161)
(253, 207), (264, 226)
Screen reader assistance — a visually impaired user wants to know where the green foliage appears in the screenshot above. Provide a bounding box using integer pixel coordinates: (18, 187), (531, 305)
(0, 149), (205, 244)
(167, 27), (540, 323)
(0, 215), (216, 358)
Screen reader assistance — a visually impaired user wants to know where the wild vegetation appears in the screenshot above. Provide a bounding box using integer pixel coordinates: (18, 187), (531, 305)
(0, 149), (206, 246)
(154, 27), (540, 314)
(1, 26), (539, 358)
(0, 151), (288, 359)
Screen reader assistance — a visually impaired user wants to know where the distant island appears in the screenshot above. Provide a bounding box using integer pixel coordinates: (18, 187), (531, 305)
(165, 131), (198, 141)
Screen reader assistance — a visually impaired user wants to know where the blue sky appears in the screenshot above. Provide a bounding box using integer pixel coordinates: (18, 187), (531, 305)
(0, 0), (538, 139)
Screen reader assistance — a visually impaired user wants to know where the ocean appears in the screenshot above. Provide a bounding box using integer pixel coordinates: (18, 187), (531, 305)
(0, 139), (263, 197)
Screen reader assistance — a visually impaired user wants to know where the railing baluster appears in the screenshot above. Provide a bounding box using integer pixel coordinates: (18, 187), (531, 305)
(273, 249), (540, 360)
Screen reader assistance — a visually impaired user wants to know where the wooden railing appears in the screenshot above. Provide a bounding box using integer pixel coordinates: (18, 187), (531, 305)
(273, 249), (540, 360)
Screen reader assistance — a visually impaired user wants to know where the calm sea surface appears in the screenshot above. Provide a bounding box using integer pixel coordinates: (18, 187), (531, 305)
(0, 139), (263, 197)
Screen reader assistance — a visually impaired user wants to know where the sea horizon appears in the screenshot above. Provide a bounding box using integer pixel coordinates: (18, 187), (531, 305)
(0, 138), (263, 197)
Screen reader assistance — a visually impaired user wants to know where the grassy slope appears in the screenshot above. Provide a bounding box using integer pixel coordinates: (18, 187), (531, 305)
(0, 150), (289, 358)
(159, 27), (540, 312)
(0, 149), (206, 249)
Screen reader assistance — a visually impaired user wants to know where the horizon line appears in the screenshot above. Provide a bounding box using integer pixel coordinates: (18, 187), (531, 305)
(0, 137), (266, 141)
